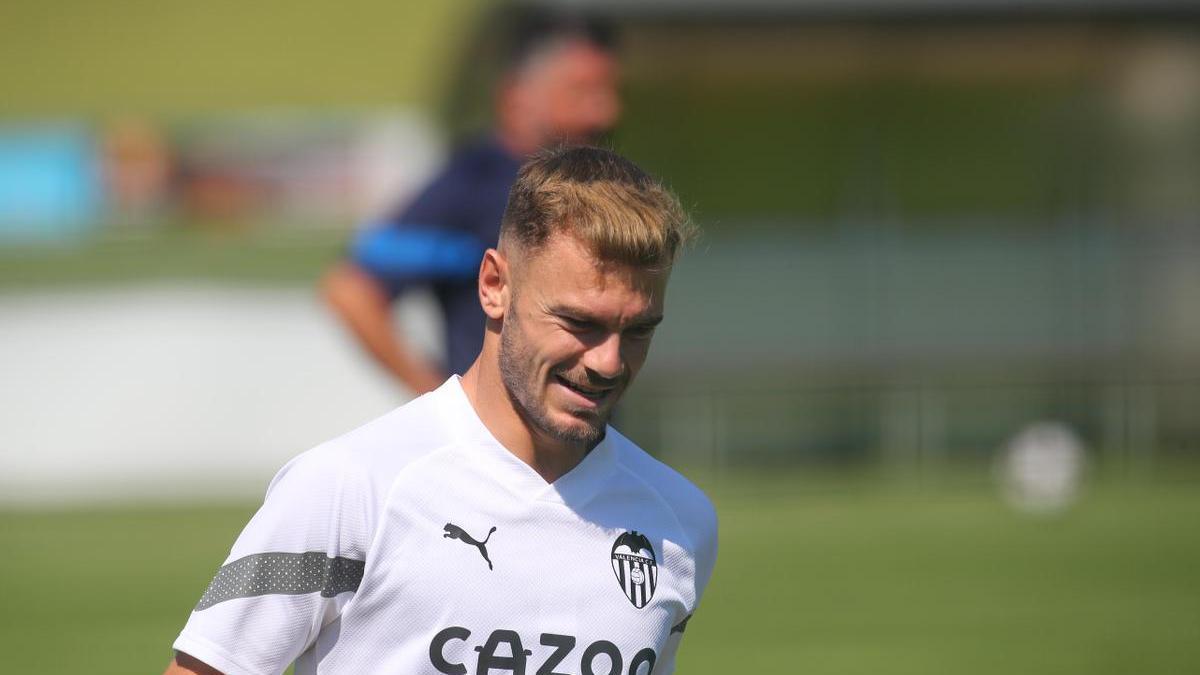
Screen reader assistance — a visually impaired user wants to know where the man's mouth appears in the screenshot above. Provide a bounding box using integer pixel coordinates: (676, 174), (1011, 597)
(554, 374), (611, 403)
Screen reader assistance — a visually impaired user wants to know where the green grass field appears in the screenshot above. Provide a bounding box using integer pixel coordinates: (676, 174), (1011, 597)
(2, 472), (1197, 674)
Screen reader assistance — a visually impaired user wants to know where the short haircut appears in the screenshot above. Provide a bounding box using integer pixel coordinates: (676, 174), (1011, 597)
(500, 146), (693, 269)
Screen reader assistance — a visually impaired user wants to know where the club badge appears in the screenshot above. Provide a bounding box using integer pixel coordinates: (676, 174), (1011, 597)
(611, 531), (658, 609)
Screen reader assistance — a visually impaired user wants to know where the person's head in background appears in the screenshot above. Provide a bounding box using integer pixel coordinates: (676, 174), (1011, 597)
(495, 12), (620, 155)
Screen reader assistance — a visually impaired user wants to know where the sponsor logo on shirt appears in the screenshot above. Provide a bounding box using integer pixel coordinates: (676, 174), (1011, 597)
(429, 626), (658, 675)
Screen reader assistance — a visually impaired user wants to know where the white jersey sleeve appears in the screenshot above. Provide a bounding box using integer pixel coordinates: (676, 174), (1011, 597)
(173, 440), (376, 675)
(657, 497), (718, 674)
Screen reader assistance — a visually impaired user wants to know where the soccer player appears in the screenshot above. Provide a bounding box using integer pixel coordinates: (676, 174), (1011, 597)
(321, 14), (620, 395)
(165, 146), (718, 675)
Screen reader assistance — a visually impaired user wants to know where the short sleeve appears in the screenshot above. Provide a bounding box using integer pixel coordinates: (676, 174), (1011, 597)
(693, 502), (719, 605)
(173, 443), (375, 675)
(349, 160), (486, 298)
(654, 498), (718, 674)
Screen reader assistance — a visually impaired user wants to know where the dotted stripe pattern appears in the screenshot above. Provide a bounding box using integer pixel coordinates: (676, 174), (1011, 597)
(195, 551), (366, 612)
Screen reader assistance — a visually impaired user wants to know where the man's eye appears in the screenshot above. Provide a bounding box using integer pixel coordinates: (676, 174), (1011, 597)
(562, 317), (592, 332)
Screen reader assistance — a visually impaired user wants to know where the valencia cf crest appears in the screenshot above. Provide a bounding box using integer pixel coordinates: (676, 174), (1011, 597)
(611, 531), (657, 609)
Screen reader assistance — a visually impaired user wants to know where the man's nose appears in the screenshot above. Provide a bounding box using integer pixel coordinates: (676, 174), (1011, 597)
(583, 332), (624, 381)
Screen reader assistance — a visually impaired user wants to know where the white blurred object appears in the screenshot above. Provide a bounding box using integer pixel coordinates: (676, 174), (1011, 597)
(997, 420), (1086, 515)
(0, 285), (436, 506)
(354, 111), (444, 221)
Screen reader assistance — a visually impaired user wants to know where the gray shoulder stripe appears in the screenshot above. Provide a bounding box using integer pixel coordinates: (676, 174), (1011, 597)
(194, 551), (365, 612)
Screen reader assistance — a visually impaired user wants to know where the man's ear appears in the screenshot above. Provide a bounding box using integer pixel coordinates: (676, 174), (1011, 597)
(478, 248), (509, 320)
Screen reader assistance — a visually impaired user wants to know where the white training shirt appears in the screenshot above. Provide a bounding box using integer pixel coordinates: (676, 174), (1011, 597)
(174, 376), (718, 675)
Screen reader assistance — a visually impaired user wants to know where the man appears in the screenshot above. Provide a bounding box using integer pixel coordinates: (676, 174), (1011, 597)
(321, 15), (620, 394)
(165, 147), (718, 675)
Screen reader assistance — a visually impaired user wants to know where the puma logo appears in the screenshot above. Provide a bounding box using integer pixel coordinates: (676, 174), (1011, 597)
(443, 523), (497, 570)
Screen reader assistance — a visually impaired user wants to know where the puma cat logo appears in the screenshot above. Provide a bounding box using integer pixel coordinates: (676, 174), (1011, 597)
(443, 523), (497, 570)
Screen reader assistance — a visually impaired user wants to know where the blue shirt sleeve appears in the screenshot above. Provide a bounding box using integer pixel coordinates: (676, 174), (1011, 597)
(351, 226), (483, 287)
(349, 154), (488, 297)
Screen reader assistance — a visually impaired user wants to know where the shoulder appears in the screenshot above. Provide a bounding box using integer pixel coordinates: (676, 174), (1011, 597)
(379, 136), (517, 235)
(606, 429), (720, 600)
(607, 429), (718, 551)
(212, 383), (470, 566)
(442, 136), (522, 180)
(273, 384), (459, 504)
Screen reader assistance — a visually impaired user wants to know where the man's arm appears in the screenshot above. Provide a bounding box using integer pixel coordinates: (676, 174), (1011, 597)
(167, 443), (373, 673)
(321, 261), (446, 395)
(163, 651), (223, 675)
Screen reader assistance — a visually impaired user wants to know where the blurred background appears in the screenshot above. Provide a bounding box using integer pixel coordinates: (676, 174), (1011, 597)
(2, 1), (1198, 673)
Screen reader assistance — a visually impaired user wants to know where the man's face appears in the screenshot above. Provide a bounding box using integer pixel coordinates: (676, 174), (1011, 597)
(520, 39), (620, 146)
(498, 232), (667, 449)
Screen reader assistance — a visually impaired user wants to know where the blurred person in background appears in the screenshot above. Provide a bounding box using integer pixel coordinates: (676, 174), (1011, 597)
(101, 119), (171, 226)
(321, 11), (620, 395)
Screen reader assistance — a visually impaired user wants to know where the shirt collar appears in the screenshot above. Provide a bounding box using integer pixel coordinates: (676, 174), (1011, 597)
(436, 375), (619, 506)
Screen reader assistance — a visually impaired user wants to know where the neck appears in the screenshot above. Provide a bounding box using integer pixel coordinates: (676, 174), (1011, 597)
(460, 353), (587, 484)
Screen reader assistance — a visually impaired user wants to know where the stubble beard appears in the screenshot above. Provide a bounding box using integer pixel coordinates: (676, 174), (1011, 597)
(498, 306), (607, 450)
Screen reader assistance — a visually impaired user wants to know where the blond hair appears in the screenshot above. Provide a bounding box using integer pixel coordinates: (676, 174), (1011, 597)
(500, 146), (693, 268)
